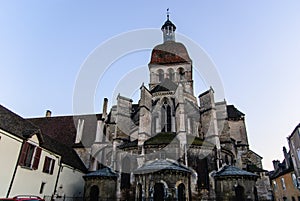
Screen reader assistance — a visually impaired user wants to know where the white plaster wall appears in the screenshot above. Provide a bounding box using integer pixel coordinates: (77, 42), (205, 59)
(9, 148), (60, 198)
(56, 165), (85, 197)
(0, 129), (22, 197)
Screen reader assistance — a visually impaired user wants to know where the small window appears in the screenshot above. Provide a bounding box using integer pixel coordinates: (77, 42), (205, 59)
(273, 181), (277, 191)
(297, 148), (300, 161)
(40, 182), (46, 194)
(281, 177), (286, 190)
(292, 173), (298, 188)
(19, 142), (41, 170)
(43, 156), (55, 174)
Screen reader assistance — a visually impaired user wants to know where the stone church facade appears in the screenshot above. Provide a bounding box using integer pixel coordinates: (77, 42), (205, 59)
(29, 15), (271, 201)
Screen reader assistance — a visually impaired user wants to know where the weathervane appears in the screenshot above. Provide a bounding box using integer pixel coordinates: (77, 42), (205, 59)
(167, 8), (170, 20)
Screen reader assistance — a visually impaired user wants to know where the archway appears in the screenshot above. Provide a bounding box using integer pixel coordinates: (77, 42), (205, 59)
(154, 183), (165, 201)
(168, 68), (174, 81)
(178, 183), (186, 201)
(254, 186), (258, 201)
(121, 157), (131, 190)
(89, 185), (99, 201)
(158, 69), (164, 82)
(235, 185), (245, 201)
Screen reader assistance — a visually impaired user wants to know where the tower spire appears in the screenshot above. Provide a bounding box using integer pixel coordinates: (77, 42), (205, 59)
(161, 9), (176, 42)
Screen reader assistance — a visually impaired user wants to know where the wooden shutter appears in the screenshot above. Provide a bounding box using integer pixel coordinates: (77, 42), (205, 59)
(50, 159), (55, 175)
(32, 147), (42, 170)
(19, 142), (29, 166)
(43, 157), (49, 173)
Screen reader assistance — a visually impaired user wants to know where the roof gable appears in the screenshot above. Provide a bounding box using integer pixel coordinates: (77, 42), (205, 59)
(151, 78), (178, 93)
(0, 104), (43, 143)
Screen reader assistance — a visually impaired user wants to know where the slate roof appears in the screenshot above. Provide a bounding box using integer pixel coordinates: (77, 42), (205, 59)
(0, 105), (87, 172)
(0, 104), (42, 142)
(150, 78), (178, 93)
(83, 167), (118, 179)
(134, 159), (191, 174)
(144, 132), (178, 146)
(269, 158), (294, 179)
(227, 105), (245, 120)
(118, 139), (138, 149)
(161, 19), (176, 31)
(214, 165), (258, 178)
(186, 135), (214, 147)
(246, 164), (268, 173)
(41, 134), (87, 172)
(28, 113), (102, 147)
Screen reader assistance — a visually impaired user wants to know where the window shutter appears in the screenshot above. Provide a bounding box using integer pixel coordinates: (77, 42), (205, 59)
(32, 147), (42, 170)
(43, 157), (49, 173)
(50, 160), (55, 175)
(19, 142), (29, 166)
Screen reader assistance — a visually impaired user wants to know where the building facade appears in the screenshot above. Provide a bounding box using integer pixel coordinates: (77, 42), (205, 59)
(269, 146), (300, 201)
(0, 15), (272, 200)
(28, 16), (270, 200)
(288, 124), (300, 180)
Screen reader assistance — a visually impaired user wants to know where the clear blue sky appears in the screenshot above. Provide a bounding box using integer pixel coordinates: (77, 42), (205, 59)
(1, 1), (300, 170)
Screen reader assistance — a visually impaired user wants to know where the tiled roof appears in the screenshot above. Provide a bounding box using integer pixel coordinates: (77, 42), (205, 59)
(214, 165), (258, 178)
(134, 159), (191, 174)
(150, 41), (191, 64)
(83, 167), (118, 179)
(28, 113), (102, 147)
(227, 105), (244, 120)
(0, 104), (42, 142)
(0, 105), (86, 172)
(41, 134), (87, 172)
(150, 78), (178, 93)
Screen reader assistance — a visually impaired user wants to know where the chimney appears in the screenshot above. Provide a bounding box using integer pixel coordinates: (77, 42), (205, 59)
(45, 110), (52, 117)
(272, 160), (280, 170)
(102, 98), (108, 119)
(283, 146), (290, 169)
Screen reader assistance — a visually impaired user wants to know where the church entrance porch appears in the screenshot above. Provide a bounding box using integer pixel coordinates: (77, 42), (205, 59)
(134, 159), (191, 201)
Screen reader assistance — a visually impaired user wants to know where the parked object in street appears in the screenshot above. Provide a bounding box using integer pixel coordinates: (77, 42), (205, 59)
(0, 195), (45, 201)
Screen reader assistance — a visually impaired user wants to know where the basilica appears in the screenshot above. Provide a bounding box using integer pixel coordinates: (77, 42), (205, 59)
(29, 15), (271, 201)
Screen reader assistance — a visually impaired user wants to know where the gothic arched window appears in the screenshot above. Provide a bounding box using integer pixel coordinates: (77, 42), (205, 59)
(161, 99), (172, 132)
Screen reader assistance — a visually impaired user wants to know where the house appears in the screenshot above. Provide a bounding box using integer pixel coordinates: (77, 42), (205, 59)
(269, 147), (300, 201)
(288, 123), (300, 180)
(0, 105), (86, 199)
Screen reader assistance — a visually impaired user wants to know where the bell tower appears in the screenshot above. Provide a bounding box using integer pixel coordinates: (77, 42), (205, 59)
(148, 12), (194, 96)
(161, 9), (176, 42)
